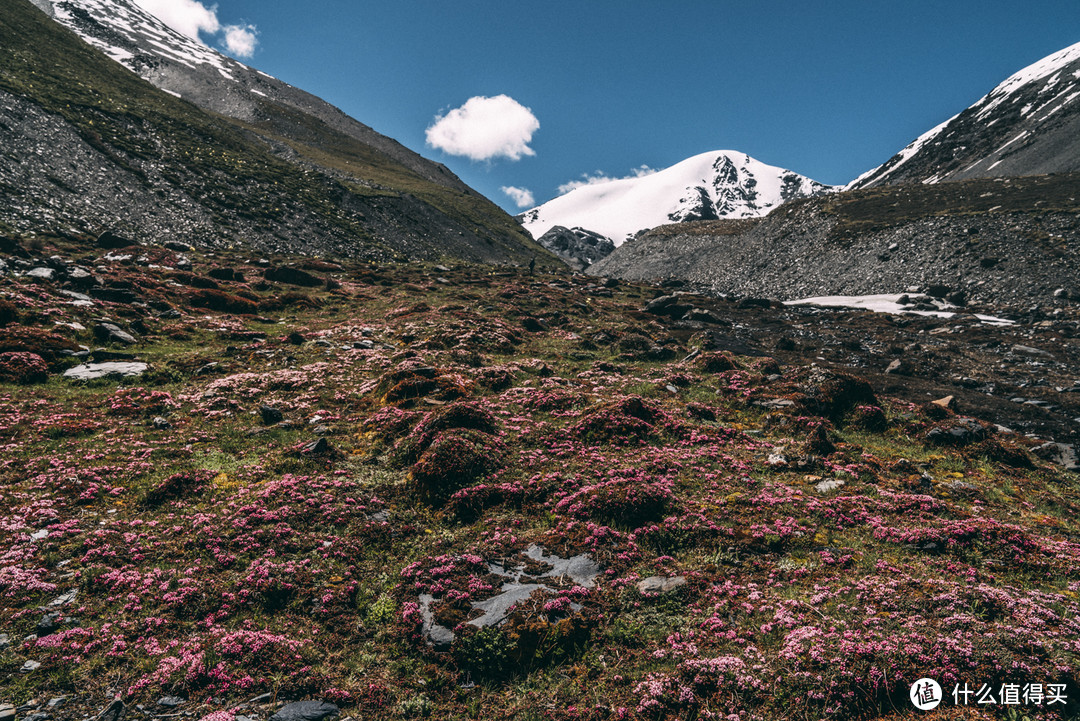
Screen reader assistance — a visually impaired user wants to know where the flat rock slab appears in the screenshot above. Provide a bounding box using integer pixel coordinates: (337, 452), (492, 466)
(63, 362), (148, 380)
(637, 576), (687, 594)
(268, 700), (339, 721)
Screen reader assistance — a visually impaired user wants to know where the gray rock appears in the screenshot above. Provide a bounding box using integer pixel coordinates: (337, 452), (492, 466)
(268, 700), (339, 721)
(260, 405), (284, 425)
(49, 589), (78, 607)
(36, 612), (60, 637)
(26, 267), (55, 280)
(0, 704), (14, 721)
(1011, 344), (1053, 359)
(94, 699), (124, 721)
(47, 698), (67, 708)
(152, 416), (171, 430)
(885, 359), (910, 375)
(156, 696), (186, 708)
(23, 713), (50, 721)
(637, 576), (687, 594)
(63, 362), (149, 380)
(20, 660), (42, 673)
(0, 633), (9, 650)
(93, 322), (137, 345)
(814, 478), (846, 494)
(1032, 442), (1079, 471)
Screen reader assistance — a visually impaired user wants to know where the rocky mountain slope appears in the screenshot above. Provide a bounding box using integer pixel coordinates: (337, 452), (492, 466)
(533, 226), (616, 270)
(589, 173), (1080, 306)
(851, 40), (1080, 188)
(0, 0), (548, 265)
(518, 150), (837, 247)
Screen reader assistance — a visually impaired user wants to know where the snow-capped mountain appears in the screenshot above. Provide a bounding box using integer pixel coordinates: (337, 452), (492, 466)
(30, 0), (467, 192)
(518, 151), (837, 247)
(851, 41), (1080, 188)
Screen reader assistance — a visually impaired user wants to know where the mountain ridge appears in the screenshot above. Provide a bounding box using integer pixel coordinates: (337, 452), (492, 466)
(517, 150), (837, 247)
(850, 40), (1080, 188)
(2, 0), (548, 265)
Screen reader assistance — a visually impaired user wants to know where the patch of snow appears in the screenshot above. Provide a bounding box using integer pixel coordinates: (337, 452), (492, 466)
(784, 293), (1014, 325)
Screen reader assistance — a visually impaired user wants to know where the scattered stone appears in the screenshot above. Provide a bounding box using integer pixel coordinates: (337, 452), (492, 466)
(814, 479), (846, 493)
(637, 576), (687, 594)
(96, 230), (133, 249)
(265, 266), (322, 287)
(36, 612), (60, 637)
(945, 290), (967, 306)
(94, 699), (124, 721)
(152, 416), (171, 430)
(20, 660), (41, 673)
(0, 633), (9, 650)
(926, 418), (988, 447)
(260, 405), (284, 425)
(22, 713), (49, 721)
(0, 704), (13, 721)
(49, 589), (78, 607)
(885, 359), (910, 375)
(93, 322), (137, 345)
(300, 438), (330, 454)
(26, 267), (56, 281)
(268, 700), (340, 721)
(47, 698), (67, 708)
(643, 294), (691, 318)
(931, 395), (954, 409)
(157, 696), (186, 708)
(63, 362), (149, 380)
(926, 284), (951, 299)
(1011, 344), (1053, 359)
(1031, 442), (1079, 471)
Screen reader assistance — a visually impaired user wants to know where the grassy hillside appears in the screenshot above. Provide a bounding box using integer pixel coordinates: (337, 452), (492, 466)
(0, 230), (1078, 719)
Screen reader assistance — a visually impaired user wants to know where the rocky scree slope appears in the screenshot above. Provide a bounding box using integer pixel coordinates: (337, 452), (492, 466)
(533, 226), (616, 271)
(851, 40), (1080, 188)
(0, 0), (548, 265)
(589, 173), (1080, 307)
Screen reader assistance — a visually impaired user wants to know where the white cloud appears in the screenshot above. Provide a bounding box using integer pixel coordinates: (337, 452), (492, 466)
(133, 0), (219, 39)
(223, 24), (258, 58)
(557, 165), (657, 195)
(501, 186), (535, 209)
(426, 95), (539, 162)
(133, 0), (259, 58)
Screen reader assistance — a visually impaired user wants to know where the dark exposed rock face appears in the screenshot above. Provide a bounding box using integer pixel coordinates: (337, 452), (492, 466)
(535, 226), (616, 270)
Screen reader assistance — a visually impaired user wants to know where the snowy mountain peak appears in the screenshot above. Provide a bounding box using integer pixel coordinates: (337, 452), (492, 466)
(43, 0), (248, 82)
(519, 150), (837, 246)
(850, 40), (1080, 189)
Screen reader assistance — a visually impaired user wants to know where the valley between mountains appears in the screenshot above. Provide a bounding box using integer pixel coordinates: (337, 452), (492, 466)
(0, 0), (1078, 719)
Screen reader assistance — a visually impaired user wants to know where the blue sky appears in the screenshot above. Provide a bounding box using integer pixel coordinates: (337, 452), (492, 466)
(170, 0), (1078, 212)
